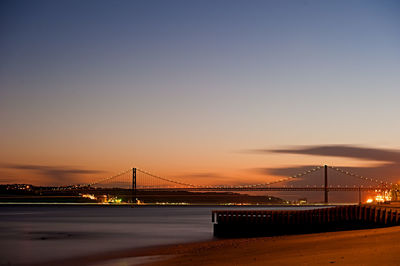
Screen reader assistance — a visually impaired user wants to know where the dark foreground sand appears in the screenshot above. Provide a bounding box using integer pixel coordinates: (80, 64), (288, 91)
(45, 225), (400, 266)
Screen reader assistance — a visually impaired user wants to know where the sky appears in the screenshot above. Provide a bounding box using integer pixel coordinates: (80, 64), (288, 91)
(1, 0), (400, 201)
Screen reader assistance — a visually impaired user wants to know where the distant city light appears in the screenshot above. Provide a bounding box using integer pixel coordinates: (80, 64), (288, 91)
(81, 194), (97, 200)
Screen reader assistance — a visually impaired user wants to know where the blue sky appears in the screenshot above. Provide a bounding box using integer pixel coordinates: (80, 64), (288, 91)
(1, 0), (400, 197)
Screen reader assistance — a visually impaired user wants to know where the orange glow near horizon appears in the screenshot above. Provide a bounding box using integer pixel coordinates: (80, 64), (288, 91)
(2, 150), (397, 187)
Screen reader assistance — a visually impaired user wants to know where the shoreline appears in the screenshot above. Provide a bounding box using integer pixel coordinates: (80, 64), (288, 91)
(39, 225), (400, 266)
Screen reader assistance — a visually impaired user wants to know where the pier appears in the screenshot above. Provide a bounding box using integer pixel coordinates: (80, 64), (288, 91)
(212, 205), (400, 237)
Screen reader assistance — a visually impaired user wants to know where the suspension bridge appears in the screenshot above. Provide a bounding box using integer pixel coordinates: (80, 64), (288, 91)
(65, 165), (399, 204)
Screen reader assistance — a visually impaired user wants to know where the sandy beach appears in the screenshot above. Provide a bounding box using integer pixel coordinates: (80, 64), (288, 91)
(43, 225), (400, 266)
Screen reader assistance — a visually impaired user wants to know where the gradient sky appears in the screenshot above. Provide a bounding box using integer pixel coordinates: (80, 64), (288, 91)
(1, 0), (400, 198)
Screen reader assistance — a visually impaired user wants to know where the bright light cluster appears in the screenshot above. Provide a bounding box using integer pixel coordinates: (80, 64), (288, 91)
(81, 194), (97, 200)
(366, 190), (392, 203)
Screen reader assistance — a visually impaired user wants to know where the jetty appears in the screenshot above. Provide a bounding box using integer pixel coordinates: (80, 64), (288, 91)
(212, 205), (400, 237)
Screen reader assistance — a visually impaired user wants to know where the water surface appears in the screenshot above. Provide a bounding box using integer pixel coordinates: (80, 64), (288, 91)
(0, 205), (321, 264)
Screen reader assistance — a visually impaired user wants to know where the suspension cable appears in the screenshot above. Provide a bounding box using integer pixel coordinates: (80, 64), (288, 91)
(88, 168), (132, 186)
(328, 166), (391, 188)
(238, 165), (323, 188)
(136, 168), (198, 187)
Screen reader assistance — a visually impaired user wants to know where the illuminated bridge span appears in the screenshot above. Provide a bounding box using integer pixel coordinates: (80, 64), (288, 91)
(78, 165), (396, 204)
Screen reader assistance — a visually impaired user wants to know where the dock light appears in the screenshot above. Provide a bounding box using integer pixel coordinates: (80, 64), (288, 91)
(375, 195), (385, 203)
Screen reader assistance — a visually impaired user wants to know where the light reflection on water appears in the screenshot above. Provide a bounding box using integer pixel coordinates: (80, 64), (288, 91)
(0, 205), (321, 264)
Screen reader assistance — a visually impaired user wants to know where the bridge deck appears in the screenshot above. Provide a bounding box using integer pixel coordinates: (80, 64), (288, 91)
(136, 187), (385, 192)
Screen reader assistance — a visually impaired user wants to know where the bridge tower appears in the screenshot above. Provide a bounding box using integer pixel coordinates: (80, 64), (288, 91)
(324, 165), (328, 204)
(132, 168), (137, 204)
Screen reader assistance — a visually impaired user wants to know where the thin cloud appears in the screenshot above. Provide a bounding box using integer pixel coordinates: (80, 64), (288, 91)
(244, 144), (400, 202)
(177, 172), (258, 186)
(248, 145), (400, 184)
(181, 173), (223, 179)
(0, 178), (14, 183)
(0, 163), (105, 185)
(269, 145), (400, 163)
(253, 165), (319, 178)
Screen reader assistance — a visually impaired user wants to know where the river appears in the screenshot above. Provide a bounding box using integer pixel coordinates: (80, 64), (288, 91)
(0, 204), (323, 264)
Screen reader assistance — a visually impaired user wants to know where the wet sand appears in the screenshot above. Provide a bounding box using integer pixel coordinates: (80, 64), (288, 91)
(46, 225), (400, 266)
(148, 226), (400, 265)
